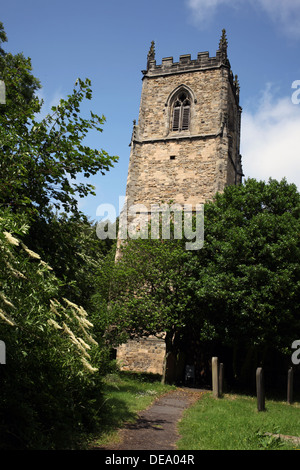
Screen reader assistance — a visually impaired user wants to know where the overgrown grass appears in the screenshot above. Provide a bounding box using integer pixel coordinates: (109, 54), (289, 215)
(88, 371), (175, 448)
(177, 392), (300, 450)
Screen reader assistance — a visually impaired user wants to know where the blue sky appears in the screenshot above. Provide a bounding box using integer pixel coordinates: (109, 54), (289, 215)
(2, 0), (300, 221)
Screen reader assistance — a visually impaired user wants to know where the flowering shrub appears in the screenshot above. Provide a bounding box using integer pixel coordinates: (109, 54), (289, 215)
(0, 209), (103, 449)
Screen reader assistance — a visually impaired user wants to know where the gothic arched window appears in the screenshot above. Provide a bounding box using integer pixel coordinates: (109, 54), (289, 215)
(172, 92), (190, 132)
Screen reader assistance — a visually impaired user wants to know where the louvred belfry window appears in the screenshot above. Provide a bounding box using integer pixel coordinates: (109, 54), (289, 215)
(172, 92), (190, 131)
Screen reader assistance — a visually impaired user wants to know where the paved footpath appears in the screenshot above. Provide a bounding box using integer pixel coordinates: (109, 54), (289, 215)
(97, 388), (206, 451)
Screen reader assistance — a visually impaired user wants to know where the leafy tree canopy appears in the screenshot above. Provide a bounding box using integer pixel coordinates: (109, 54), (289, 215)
(0, 21), (118, 220)
(195, 178), (300, 354)
(0, 22), (118, 448)
(108, 178), (300, 361)
(0, 208), (104, 449)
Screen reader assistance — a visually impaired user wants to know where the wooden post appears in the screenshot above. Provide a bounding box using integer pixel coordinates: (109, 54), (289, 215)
(256, 367), (265, 412)
(219, 363), (224, 396)
(212, 357), (219, 398)
(287, 367), (294, 405)
(0, 340), (5, 364)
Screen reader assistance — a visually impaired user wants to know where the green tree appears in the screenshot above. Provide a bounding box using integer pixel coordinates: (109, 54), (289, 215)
(26, 214), (115, 309)
(194, 178), (300, 366)
(106, 226), (199, 383)
(108, 179), (300, 386)
(0, 19), (118, 339)
(0, 209), (103, 449)
(0, 21), (118, 219)
(0, 21), (118, 448)
(109, 237), (193, 338)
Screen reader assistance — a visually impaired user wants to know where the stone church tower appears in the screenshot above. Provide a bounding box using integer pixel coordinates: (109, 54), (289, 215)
(116, 30), (243, 378)
(123, 30), (242, 217)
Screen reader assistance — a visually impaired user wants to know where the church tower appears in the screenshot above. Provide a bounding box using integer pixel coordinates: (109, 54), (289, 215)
(116, 31), (243, 377)
(124, 30), (242, 219)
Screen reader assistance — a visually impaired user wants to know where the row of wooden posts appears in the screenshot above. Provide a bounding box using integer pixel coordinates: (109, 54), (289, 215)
(212, 357), (295, 411)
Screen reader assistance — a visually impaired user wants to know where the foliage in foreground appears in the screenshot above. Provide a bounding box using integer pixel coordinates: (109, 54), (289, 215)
(0, 210), (105, 449)
(177, 392), (300, 450)
(0, 21), (118, 449)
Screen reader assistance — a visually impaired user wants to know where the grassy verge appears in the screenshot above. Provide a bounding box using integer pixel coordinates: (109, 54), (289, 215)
(177, 392), (300, 450)
(88, 371), (175, 448)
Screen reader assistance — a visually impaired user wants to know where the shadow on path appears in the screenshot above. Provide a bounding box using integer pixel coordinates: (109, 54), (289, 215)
(94, 388), (206, 451)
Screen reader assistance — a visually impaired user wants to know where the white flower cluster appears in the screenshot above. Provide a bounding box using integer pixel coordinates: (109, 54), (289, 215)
(48, 298), (99, 373)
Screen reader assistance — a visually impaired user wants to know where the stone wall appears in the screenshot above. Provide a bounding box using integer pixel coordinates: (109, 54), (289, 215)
(126, 138), (223, 209)
(138, 68), (223, 141)
(117, 336), (166, 375)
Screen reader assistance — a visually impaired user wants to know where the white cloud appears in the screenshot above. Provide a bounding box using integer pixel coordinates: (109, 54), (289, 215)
(256, 0), (300, 38)
(186, 0), (240, 25)
(186, 0), (300, 38)
(241, 85), (300, 190)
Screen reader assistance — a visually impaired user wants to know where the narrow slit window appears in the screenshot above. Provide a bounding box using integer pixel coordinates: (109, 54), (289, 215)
(172, 92), (190, 132)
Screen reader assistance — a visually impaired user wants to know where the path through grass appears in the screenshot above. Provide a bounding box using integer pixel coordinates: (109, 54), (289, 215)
(89, 371), (175, 448)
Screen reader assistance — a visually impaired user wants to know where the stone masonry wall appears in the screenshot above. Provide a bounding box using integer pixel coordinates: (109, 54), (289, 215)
(138, 68), (223, 140)
(127, 139), (221, 208)
(125, 65), (241, 212)
(117, 336), (166, 375)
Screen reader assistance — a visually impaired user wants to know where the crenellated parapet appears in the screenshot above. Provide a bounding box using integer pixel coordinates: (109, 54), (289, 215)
(143, 30), (239, 102)
(143, 50), (228, 75)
